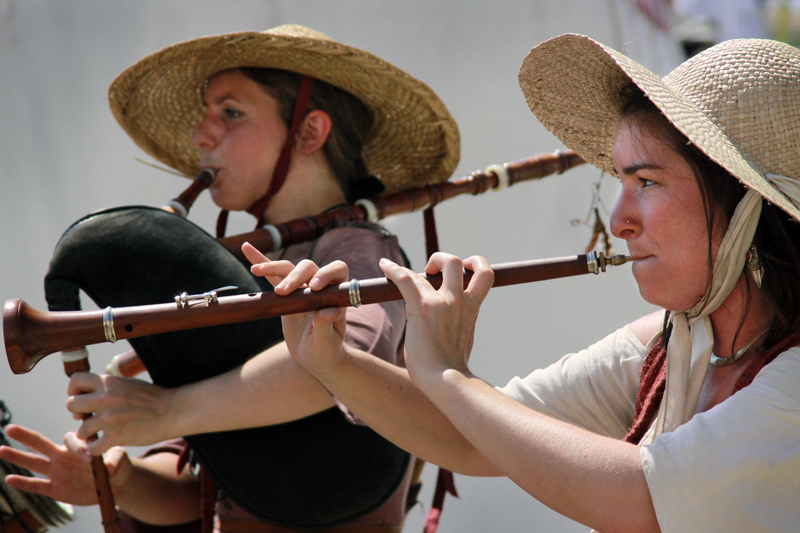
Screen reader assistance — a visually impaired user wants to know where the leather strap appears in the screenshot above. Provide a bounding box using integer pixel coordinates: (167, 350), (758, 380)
(1, 511), (47, 533)
(216, 517), (402, 533)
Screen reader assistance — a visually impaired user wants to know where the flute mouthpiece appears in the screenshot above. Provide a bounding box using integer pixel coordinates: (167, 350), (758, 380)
(197, 168), (217, 185)
(607, 254), (633, 266)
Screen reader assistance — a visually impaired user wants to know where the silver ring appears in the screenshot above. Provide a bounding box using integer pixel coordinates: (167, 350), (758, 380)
(102, 306), (117, 343)
(348, 279), (362, 308)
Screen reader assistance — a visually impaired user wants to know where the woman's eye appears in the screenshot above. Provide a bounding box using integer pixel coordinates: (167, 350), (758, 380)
(639, 178), (656, 188)
(224, 108), (242, 119)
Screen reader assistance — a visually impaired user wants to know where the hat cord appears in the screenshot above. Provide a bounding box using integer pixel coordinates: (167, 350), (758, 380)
(215, 76), (316, 238)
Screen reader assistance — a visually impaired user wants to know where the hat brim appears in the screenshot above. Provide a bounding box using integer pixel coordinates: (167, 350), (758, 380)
(518, 34), (800, 222)
(109, 27), (460, 193)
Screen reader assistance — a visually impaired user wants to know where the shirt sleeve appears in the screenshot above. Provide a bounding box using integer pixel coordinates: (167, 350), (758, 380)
(496, 326), (649, 439)
(311, 225), (407, 423)
(641, 347), (800, 532)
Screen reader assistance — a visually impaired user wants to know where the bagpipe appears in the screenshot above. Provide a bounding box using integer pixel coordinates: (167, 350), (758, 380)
(3, 149), (605, 532)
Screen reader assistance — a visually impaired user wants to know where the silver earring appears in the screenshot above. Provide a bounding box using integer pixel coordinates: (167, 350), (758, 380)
(745, 243), (764, 289)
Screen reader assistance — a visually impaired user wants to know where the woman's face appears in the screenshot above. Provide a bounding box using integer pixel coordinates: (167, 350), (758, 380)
(193, 69), (288, 211)
(610, 116), (723, 311)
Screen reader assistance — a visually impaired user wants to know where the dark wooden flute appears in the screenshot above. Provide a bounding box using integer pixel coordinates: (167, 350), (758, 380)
(5, 251), (629, 375)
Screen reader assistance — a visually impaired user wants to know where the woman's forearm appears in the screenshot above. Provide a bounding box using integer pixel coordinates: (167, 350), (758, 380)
(422, 369), (659, 533)
(116, 453), (200, 525)
(170, 341), (335, 437)
(315, 346), (502, 476)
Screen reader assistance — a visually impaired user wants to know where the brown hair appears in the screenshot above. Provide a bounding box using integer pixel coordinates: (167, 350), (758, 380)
(619, 82), (800, 354)
(239, 67), (384, 202)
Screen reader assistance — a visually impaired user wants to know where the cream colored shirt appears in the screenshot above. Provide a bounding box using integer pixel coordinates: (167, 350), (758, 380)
(498, 326), (800, 532)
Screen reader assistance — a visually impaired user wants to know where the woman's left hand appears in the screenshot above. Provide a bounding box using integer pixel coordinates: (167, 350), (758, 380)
(243, 242), (349, 376)
(379, 253), (494, 385)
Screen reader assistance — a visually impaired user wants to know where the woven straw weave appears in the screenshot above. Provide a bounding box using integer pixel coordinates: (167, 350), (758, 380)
(518, 34), (800, 222)
(109, 25), (460, 193)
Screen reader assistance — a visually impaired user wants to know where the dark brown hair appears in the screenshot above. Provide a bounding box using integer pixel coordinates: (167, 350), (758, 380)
(239, 67), (384, 202)
(619, 83), (800, 354)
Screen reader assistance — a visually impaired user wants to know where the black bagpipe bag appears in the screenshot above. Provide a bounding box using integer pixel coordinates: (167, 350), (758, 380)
(43, 206), (410, 530)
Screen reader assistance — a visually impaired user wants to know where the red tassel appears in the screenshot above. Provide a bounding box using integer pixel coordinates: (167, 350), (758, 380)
(423, 468), (458, 533)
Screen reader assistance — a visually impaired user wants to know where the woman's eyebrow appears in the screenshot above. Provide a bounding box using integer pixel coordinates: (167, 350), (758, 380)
(613, 162), (664, 176)
(201, 93), (237, 107)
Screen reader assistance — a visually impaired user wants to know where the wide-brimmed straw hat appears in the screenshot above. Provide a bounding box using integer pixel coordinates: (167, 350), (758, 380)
(109, 24), (460, 193)
(518, 34), (800, 222)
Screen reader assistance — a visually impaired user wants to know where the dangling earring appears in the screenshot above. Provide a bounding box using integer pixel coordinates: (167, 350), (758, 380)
(745, 243), (764, 289)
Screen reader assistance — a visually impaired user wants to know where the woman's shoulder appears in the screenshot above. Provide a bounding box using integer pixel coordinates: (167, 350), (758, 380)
(312, 223), (403, 278)
(626, 310), (664, 349)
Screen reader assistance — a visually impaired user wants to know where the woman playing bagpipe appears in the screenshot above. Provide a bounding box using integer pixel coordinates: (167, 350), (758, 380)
(1, 24), (459, 533)
(62, 35), (800, 532)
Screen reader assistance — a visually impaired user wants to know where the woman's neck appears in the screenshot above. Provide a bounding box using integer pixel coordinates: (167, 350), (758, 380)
(261, 154), (347, 225)
(708, 273), (773, 356)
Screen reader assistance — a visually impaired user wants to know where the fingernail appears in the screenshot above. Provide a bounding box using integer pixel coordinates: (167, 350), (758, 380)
(379, 258), (388, 265)
(309, 278), (321, 290)
(276, 281), (286, 290)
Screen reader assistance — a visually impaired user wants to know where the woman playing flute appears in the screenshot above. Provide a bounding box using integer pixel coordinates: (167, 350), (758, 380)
(0, 24), (459, 533)
(260, 36), (800, 532)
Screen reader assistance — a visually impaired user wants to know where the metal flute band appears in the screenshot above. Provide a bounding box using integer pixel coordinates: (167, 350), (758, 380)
(5, 251), (631, 366)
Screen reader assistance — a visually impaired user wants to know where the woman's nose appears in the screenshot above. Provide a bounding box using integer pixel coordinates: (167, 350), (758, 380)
(192, 115), (218, 150)
(610, 192), (637, 239)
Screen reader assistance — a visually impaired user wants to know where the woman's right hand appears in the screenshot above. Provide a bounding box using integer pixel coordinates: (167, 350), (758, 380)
(243, 242), (350, 376)
(0, 424), (132, 505)
(379, 252), (494, 386)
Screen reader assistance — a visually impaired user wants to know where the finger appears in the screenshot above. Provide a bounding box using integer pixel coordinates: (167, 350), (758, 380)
(66, 371), (102, 396)
(4, 474), (53, 497)
(65, 393), (101, 420)
(4, 424), (61, 456)
(64, 432), (92, 463)
(429, 253), (465, 295)
(0, 446), (52, 474)
(103, 447), (127, 477)
(313, 306), (346, 325)
(308, 260), (349, 291)
(379, 258), (428, 309)
(241, 242), (269, 265)
(85, 432), (114, 456)
(74, 415), (105, 445)
(462, 256), (495, 306)
(251, 260), (296, 287)
(274, 259), (319, 295)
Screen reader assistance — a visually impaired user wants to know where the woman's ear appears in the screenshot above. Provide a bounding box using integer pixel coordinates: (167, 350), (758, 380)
(295, 110), (332, 155)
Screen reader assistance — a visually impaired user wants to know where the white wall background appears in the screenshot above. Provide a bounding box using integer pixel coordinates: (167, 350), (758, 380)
(0, 1), (680, 532)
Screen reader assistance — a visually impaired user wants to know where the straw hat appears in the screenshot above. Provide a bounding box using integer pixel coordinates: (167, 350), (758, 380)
(109, 24), (460, 193)
(518, 34), (800, 222)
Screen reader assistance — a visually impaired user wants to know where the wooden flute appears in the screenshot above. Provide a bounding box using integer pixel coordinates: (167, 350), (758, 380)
(4, 251), (629, 375)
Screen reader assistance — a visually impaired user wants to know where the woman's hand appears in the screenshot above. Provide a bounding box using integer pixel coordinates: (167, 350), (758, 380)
(379, 253), (494, 385)
(242, 242), (349, 376)
(0, 424), (132, 505)
(66, 373), (174, 455)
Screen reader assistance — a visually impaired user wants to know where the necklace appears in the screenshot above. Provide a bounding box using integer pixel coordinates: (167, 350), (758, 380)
(709, 328), (768, 367)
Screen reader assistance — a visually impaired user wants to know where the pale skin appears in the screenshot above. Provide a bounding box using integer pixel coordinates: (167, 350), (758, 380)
(0, 69), (355, 524)
(198, 116), (770, 532)
(0, 424), (200, 524)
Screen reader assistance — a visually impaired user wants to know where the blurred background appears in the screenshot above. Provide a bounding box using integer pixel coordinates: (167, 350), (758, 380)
(0, 1), (794, 532)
